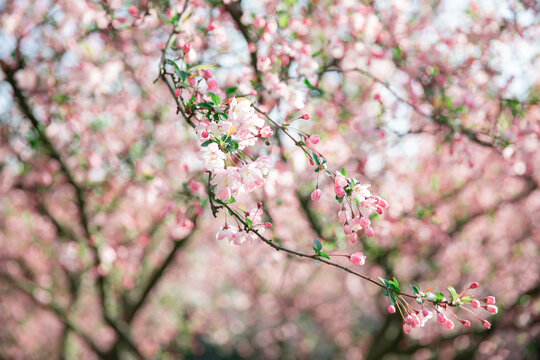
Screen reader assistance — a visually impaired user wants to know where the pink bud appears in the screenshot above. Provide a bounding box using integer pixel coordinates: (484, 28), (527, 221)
(309, 135), (320, 144)
(128, 6), (139, 16)
(359, 217), (370, 228)
(377, 198), (388, 209)
(265, 222), (272, 229)
(365, 226), (375, 237)
(257, 201), (263, 207)
(472, 299), (480, 308)
(302, 113), (311, 120)
(462, 320), (471, 327)
(445, 319), (455, 330)
(189, 77), (197, 85)
(422, 308), (430, 317)
(183, 43), (191, 54)
(207, 22), (216, 31)
(402, 323), (411, 334)
(203, 69), (213, 79)
(347, 233), (358, 244)
(174, 88), (181, 97)
(207, 78), (218, 91)
(350, 251), (366, 265)
(482, 320), (491, 329)
(437, 313), (447, 325)
(405, 314), (413, 325)
(470, 282), (479, 289)
(486, 296), (496, 305)
(335, 186), (345, 198)
(311, 188), (321, 201)
(486, 305), (498, 314)
(343, 224), (352, 235)
(201, 130), (209, 138)
(388, 305), (396, 314)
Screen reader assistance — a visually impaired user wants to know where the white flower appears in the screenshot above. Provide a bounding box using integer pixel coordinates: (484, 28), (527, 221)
(216, 225), (237, 242)
(201, 143), (226, 170)
(240, 163), (265, 192)
(352, 183), (371, 202)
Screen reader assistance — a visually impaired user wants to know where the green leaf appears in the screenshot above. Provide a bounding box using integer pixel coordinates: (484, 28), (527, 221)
(246, 218), (253, 227)
(226, 87), (237, 95)
(227, 197), (236, 204)
(313, 238), (322, 253)
(312, 152), (320, 166)
(201, 140), (213, 147)
(448, 286), (460, 302)
(434, 291), (445, 304)
(319, 251), (330, 260)
(208, 92), (221, 105)
(340, 168), (347, 177)
(409, 283), (420, 295)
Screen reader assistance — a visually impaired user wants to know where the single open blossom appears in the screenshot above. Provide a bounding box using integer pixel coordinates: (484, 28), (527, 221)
(201, 143), (226, 170)
(311, 188), (321, 201)
(350, 252), (366, 265)
(240, 163), (265, 192)
(335, 174), (347, 188)
(352, 183), (372, 202)
(216, 225), (237, 242)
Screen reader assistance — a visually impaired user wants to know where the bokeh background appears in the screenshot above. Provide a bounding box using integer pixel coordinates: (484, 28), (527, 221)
(1, 0), (539, 359)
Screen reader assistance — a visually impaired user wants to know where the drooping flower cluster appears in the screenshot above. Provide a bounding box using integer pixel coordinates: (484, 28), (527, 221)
(387, 282), (498, 334)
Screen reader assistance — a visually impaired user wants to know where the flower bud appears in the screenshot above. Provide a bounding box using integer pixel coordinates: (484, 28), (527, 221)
(201, 130), (209, 138)
(309, 135), (320, 144)
(129, 6), (139, 16)
(486, 305), (498, 314)
(437, 313), (447, 325)
(470, 282), (479, 289)
(311, 188), (321, 201)
(183, 43), (191, 54)
(365, 226), (375, 237)
(486, 296), (496, 305)
(302, 113), (311, 120)
(472, 299), (480, 309)
(482, 320), (491, 329)
(462, 320), (471, 327)
(265, 222), (272, 229)
(388, 305), (396, 314)
(174, 88), (181, 97)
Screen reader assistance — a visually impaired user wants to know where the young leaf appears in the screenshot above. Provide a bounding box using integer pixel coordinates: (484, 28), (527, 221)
(319, 251), (330, 260)
(340, 168), (347, 177)
(313, 238), (323, 253)
(209, 92), (221, 105)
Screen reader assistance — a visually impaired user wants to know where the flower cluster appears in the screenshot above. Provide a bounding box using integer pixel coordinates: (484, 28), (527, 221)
(385, 281), (498, 334)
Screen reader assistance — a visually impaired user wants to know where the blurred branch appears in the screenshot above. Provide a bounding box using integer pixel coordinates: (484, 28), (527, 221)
(124, 217), (198, 323)
(0, 273), (107, 359)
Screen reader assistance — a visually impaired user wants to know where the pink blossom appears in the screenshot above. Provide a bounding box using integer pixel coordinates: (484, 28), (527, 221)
(309, 135), (320, 144)
(365, 226), (375, 237)
(470, 282), (479, 289)
(174, 88), (181, 97)
(347, 233), (358, 244)
(207, 78), (218, 91)
(445, 319), (455, 330)
(462, 320), (471, 327)
(472, 299), (481, 308)
(216, 225), (237, 242)
(260, 126), (273, 138)
(128, 6), (138, 16)
(265, 222), (272, 229)
(183, 43), (191, 54)
(203, 69), (213, 79)
(437, 313), (447, 325)
(302, 113), (311, 120)
(201, 130), (209, 138)
(486, 296), (496, 305)
(350, 252), (366, 265)
(422, 308), (430, 317)
(402, 323), (411, 334)
(388, 305), (396, 314)
(334, 174), (347, 188)
(486, 305), (498, 314)
(311, 188), (321, 201)
(207, 22), (216, 31)
(483, 320), (491, 329)
(335, 186), (345, 198)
